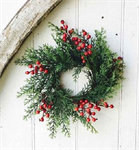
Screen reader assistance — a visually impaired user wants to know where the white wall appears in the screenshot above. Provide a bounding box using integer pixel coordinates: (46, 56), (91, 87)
(0, 0), (26, 34)
(0, 0), (139, 150)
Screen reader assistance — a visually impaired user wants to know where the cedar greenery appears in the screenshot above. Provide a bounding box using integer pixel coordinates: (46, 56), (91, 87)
(15, 20), (125, 138)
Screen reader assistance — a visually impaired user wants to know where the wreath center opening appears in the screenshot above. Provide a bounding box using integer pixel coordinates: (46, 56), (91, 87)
(60, 68), (89, 96)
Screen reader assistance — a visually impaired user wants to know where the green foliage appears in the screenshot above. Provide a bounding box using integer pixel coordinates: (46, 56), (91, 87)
(15, 21), (125, 138)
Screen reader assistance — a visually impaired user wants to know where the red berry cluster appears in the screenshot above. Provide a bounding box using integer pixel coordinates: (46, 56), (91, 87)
(60, 20), (93, 64)
(74, 99), (114, 123)
(36, 99), (53, 122)
(113, 56), (123, 62)
(103, 101), (114, 108)
(25, 60), (49, 75)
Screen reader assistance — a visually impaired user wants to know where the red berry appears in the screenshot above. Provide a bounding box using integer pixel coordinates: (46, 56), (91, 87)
(60, 26), (64, 30)
(88, 103), (93, 108)
(42, 99), (45, 103)
(74, 37), (78, 41)
(64, 25), (68, 29)
(92, 112), (96, 116)
(40, 117), (44, 122)
(34, 66), (38, 70)
(87, 45), (92, 49)
(84, 52), (88, 56)
(25, 71), (30, 75)
(72, 37), (75, 41)
(61, 20), (65, 24)
(110, 104), (114, 108)
(92, 118), (96, 122)
(82, 102), (85, 105)
(104, 102), (107, 106)
(94, 105), (98, 109)
(48, 105), (52, 109)
(44, 69), (48, 74)
(34, 70), (38, 74)
(80, 112), (84, 116)
(28, 64), (33, 68)
(83, 31), (87, 36)
(74, 107), (79, 111)
(113, 59), (117, 62)
(43, 109), (46, 113)
(86, 108), (91, 113)
(81, 56), (84, 59)
(63, 33), (67, 38)
(97, 107), (101, 111)
(79, 105), (83, 108)
(34, 66), (39, 70)
(104, 102), (108, 108)
(85, 99), (88, 103)
(36, 110), (40, 114)
(75, 41), (79, 46)
(118, 57), (122, 60)
(88, 50), (92, 55)
(87, 34), (91, 39)
(63, 37), (67, 42)
(39, 64), (43, 67)
(30, 70), (34, 75)
(82, 60), (86, 63)
(81, 43), (85, 48)
(68, 29), (74, 34)
(68, 30), (72, 34)
(39, 105), (43, 109)
(43, 104), (47, 108)
(39, 67), (44, 72)
(86, 118), (90, 122)
(78, 38), (81, 42)
(77, 46), (81, 50)
(46, 113), (50, 118)
(105, 105), (109, 108)
(36, 60), (40, 65)
(80, 99), (83, 103)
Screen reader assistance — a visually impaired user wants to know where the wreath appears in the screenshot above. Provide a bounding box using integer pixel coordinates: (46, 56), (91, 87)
(15, 20), (125, 138)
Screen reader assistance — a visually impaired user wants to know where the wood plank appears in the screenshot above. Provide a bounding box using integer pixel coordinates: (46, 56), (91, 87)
(33, 0), (77, 149)
(0, 35), (33, 149)
(77, 1), (122, 149)
(136, 1), (139, 149)
(119, 1), (138, 150)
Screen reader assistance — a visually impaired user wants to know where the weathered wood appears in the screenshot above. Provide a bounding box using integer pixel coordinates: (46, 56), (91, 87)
(0, 0), (63, 77)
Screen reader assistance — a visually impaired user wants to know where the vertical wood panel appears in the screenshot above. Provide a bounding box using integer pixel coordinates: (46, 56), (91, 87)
(119, 1), (139, 150)
(117, 0), (125, 149)
(0, 35), (33, 150)
(77, 1), (122, 149)
(136, 1), (139, 149)
(33, 0), (77, 149)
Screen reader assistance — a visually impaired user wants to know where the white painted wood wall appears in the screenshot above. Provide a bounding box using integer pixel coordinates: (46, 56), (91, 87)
(0, 0), (139, 149)
(0, 0), (26, 34)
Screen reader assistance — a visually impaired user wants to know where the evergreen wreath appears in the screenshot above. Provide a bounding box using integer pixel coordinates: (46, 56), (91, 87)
(15, 20), (125, 138)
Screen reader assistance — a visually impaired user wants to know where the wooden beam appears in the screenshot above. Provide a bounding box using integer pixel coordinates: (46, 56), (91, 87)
(0, 0), (63, 77)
